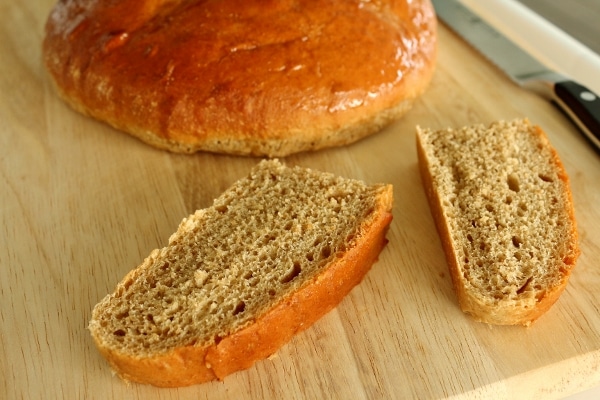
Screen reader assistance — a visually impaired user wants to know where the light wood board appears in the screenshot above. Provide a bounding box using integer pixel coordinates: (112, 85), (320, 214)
(2, 1), (600, 399)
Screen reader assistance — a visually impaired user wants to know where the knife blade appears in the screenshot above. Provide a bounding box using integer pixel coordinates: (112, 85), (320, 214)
(432, 0), (600, 151)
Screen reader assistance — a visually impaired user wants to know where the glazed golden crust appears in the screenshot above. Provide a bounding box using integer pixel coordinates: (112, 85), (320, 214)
(91, 191), (393, 387)
(43, 0), (437, 156)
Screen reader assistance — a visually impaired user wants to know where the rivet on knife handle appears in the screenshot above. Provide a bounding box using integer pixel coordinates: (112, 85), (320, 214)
(553, 81), (600, 150)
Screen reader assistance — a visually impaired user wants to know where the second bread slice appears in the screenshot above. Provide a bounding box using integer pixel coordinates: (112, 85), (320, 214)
(417, 119), (579, 326)
(89, 159), (393, 387)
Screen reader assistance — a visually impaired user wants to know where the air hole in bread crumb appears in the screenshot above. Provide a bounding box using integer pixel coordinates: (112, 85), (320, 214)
(467, 234), (473, 242)
(116, 311), (129, 320)
(538, 174), (553, 182)
(162, 277), (174, 287)
(233, 301), (245, 316)
(512, 236), (522, 248)
(113, 329), (126, 337)
(507, 174), (520, 192)
(505, 195), (513, 205)
(321, 245), (332, 259)
(281, 261), (302, 284)
(263, 235), (277, 245)
(517, 277), (533, 294)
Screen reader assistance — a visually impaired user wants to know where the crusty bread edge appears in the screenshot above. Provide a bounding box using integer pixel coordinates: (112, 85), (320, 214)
(49, 78), (416, 157)
(89, 185), (393, 387)
(415, 122), (580, 326)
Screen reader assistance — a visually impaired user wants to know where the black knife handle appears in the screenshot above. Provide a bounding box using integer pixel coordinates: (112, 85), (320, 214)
(554, 80), (600, 150)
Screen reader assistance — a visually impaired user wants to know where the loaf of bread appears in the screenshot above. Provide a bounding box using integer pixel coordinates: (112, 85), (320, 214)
(416, 119), (579, 326)
(42, 0), (437, 157)
(89, 159), (393, 387)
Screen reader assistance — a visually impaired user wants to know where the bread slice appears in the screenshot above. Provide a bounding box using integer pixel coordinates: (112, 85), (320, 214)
(416, 119), (579, 326)
(89, 159), (393, 387)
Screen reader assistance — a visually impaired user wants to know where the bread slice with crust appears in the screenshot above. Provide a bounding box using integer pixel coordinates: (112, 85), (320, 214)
(89, 159), (393, 387)
(416, 119), (579, 326)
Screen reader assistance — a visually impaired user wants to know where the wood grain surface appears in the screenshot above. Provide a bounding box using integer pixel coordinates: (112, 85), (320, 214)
(2, 1), (600, 399)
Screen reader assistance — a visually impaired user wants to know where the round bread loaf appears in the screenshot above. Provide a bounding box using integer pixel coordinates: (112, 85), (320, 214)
(43, 0), (437, 156)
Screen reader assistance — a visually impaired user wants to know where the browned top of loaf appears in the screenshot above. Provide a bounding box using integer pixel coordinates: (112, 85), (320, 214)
(42, 0), (437, 156)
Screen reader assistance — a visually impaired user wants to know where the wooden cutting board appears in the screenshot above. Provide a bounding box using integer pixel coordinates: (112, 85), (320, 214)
(2, 1), (600, 399)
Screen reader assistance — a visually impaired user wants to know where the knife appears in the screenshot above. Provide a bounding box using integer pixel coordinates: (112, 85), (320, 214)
(432, 0), (600, 151)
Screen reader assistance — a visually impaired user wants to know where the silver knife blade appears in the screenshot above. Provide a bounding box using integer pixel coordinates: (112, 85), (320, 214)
(432, 0), (600, 152)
